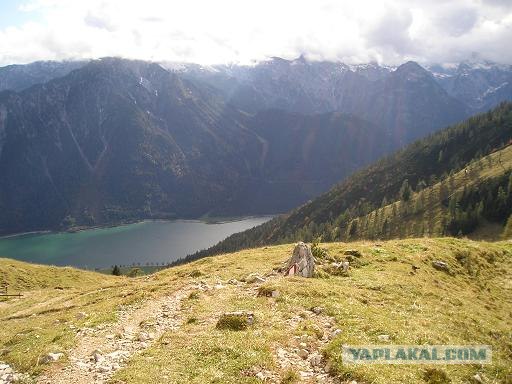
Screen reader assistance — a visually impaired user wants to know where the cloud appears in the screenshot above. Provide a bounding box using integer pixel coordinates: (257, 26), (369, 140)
(0, 0), (511, 66)
(365, 6), (415, 61)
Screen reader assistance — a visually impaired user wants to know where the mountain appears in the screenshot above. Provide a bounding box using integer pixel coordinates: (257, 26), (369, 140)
(0, 60), (87, 92)
(188, 102), (512, 260)
(1, 237), (511, 383)
(173, 58), (468, 144)
(0, 58), (389, 234)
(429, 61), (512, 111)
(1, 57), (511, 235)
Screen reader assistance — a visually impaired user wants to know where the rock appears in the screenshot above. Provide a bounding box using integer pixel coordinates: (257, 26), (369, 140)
(40, 352), (64, 364)
(284, 242), (315, 278)
(138, 332), (152, 342)
(432, 260), (450, 272)
(216, 311), (255, 330)
(105, 334), (115, 340)
(97, 365), (111, 373)
(344, 249), (362, 257)
(75, 311), (88, 319)
(91, 349), (104, 363)
(255, 372), (266, 380)
(297, 349), (309, 359)
(332, 329), (342, 337)
(377, 334), (390, 342)
(309, 353), (322, 366)
(246, 273), (266, 284)
(271, 290), (280, 298)
(107, 350), (129, 361)
(228, 279), (238, 285)
(311, 306), (324, 315)
(472, 373), (484, 383)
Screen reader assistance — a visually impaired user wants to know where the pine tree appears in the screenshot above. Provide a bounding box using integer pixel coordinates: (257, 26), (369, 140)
(502, 215), (512, 239)
(112, 265), (121, 276)
(400, 179), (412, 202)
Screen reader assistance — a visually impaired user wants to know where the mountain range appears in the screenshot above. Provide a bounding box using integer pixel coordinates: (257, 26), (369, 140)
(0, 57), (511, 234)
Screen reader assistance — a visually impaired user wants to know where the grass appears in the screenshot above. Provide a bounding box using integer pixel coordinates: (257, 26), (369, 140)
(1, 237), (511, 383)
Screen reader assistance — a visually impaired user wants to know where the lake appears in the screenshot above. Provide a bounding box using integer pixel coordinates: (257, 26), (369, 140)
(0, 217), (272, 269)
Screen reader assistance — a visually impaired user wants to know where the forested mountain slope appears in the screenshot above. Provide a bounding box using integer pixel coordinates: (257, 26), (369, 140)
(187, 102), (512, 261)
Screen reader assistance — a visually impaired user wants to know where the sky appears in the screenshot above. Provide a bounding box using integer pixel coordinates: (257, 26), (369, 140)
(0, 0), (511, 66)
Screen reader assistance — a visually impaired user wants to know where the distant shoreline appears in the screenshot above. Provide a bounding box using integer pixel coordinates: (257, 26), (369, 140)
(0, 215), (276, 240)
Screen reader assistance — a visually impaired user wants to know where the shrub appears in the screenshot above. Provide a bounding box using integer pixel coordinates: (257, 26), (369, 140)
(127, 268), (143, 277)
(423, 368), (451, 384)
(280, 369), (299, 384)
(216, 312), (254, 331)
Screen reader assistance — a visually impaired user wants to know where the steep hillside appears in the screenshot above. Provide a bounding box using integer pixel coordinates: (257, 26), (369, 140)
(0, 58), (388, 234)
(190, 103), (512, 259)
(0, 238), (511, 383)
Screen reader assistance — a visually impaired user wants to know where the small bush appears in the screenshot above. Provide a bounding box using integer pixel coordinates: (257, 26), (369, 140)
(296, 320), (323, 339)
(280, 369), (299, 384)
(127, 268), (143, 277)
(311, 238), (328, 259)
(257, 285), (278, 297)
(188, 291), (200, 300)
(216, 312), (253, 331)
(423, 368), (451, 384)
(189, 269), (202, 278)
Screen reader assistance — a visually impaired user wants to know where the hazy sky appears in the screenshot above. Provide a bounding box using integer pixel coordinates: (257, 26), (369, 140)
(0, 0), (511, 66)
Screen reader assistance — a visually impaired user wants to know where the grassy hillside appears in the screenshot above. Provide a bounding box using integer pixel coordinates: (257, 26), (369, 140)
(185, 102), (512, 262)
(1, 238), (511, 383)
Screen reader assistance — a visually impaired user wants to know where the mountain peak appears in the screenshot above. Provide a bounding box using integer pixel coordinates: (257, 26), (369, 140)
(394, 61), (432, 80)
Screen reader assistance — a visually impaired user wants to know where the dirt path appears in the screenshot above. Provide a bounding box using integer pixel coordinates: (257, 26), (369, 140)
(37, 287), (191, 384)
(239, 276), (342, 383)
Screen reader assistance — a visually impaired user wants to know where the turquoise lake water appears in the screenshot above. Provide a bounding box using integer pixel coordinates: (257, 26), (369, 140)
(0, 217), (272, 269)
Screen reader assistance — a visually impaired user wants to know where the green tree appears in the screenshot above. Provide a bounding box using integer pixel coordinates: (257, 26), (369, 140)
(112, 265), (121, 276)
(399, 179), (412, 202)
(502, 214), (512, 239)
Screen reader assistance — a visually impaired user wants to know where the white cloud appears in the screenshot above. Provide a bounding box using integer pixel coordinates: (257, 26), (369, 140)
(0, 0), (511, 66)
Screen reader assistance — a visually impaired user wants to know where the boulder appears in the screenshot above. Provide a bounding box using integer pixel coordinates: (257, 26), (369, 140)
(377, 334), (390, 342)
(432, 260), (449, 272)
(245, 273), (266, 284)
(284, 242), (315, 278)
(40, 352), (64, 364)
(297, 349), (309, 359)
(311, 306), (324, 315)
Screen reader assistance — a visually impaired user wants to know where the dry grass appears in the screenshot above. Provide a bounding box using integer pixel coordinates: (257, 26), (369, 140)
(1, 237), (511, 383)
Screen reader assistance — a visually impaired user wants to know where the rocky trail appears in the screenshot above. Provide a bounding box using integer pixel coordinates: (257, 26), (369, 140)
(243, 277), (343, 383)
(36, 287), (192, 384)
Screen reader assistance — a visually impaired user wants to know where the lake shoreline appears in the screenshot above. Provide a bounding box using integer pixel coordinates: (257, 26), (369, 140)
(0, 215), (277, 240)
(0, 216), (274, 269)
